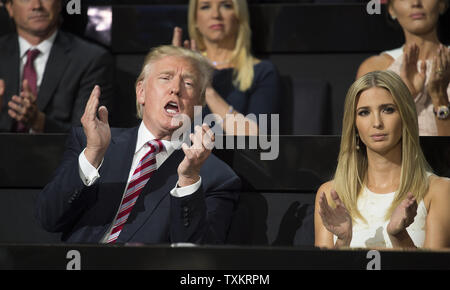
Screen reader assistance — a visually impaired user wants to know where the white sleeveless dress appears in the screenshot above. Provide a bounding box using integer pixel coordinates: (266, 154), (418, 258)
(334, 186), (427, 248)
(382, 46), (450, 136)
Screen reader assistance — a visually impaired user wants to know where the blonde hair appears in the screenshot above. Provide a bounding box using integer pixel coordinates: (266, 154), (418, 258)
(135, 45), (213, 119)
(188, 0), (255, 91)
(333, 70), (432, 222)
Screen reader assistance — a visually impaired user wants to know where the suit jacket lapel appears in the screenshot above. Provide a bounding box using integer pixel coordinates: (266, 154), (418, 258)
(2, 34), (20, 95)
(37, 31), (71, 110)
(118, 148), (186, 243)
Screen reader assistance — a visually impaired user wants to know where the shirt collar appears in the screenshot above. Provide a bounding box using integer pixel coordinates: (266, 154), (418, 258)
(18, 30), (58, 58)
(136, 121), (176, 155)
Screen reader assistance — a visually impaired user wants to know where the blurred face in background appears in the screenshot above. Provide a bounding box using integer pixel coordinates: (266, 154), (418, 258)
(195, 0), (239, 46)
(6, 0), (61, 40)
(388, 0), (447, 36)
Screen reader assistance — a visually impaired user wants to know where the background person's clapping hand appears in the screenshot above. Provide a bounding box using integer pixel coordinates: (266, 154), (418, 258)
(0, 79), (4, 112)
(427, 45), (450, 105)
(7, 79), (45, 132)
(400, 43), (427, 97)
(172, 26), (197, 50)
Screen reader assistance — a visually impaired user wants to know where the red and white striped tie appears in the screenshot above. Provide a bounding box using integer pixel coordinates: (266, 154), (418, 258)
(107, 139), (164, 243)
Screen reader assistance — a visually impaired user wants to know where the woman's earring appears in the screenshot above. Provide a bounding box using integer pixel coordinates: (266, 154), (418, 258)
(356, 133), (360, 151)
(391, 14), (396, 20)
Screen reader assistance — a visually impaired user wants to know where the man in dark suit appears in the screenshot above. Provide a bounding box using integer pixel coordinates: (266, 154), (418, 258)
(0, 0), (113, 133)
(36, 45), (241, 244)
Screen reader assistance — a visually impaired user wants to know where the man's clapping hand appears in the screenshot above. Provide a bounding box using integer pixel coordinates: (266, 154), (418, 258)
(177, 124), (215, 187)
(80, 85), (110, 169)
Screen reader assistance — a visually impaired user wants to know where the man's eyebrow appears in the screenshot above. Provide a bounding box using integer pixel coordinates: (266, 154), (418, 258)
(182, 72), (196, 80)
(156, 70), (197, 82)
(158, 70), (174, 75)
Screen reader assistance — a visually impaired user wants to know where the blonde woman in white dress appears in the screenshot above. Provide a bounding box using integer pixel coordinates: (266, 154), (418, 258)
(314, 70), (450, 249)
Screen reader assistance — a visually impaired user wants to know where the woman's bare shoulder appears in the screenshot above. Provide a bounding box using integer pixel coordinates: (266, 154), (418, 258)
(426, 175), (450, 205)
(356, 54), (395, 79)
(316, 180), (335, 201)
(429, 175), (450, 193)
(318, 179), (334, 190)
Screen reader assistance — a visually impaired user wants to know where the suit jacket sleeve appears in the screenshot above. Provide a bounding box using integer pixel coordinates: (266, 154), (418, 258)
(169, 157), (241, 244)
(44, 50), (115, 132)
(35, 127), (94, 232)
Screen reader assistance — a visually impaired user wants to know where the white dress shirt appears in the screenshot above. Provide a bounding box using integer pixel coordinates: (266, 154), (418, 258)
(18, 30), (58, 90)
(77, 122), (202, 242)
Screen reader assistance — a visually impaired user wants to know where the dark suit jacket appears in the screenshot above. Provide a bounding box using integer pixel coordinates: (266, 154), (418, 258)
(35, 126), (241, 244)
(0, 30), (114, 132)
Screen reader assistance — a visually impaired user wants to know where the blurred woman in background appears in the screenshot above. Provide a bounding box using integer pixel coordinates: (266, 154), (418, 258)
(173, 0), (281, 135)
(357, 0), (450, 136)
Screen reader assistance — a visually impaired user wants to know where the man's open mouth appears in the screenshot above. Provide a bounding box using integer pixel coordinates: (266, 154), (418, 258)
(164, 101), (179, 115)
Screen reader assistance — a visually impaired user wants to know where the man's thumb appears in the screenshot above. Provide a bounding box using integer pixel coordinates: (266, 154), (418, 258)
(98, 106), (109, 124)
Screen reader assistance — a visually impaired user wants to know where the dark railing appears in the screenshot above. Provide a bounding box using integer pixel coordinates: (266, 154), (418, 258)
(1, 134), (449, 191)
(0, 244), (449, 270)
